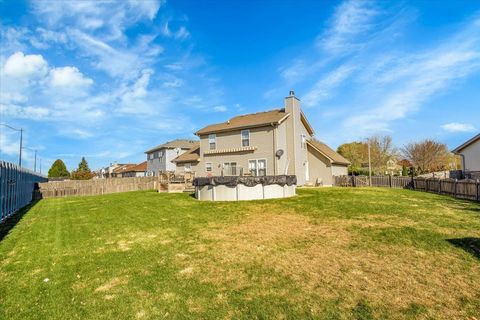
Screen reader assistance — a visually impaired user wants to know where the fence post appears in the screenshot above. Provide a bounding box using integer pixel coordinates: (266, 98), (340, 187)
(389, 175), (392, 188)
(476, 179), (479, 202)
(438, 179), (441, 194)
(454, 179), (458, 198)
(351, 175), (355, 187)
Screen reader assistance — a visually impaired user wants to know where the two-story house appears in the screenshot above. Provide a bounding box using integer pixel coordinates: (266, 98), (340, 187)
(145, 139), (198, 175)
(183, 91), (349, 186)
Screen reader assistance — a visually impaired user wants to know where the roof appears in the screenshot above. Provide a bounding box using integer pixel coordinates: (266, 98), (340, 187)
(124, 161), (147, 172)
(452, 133), (480, 153)
(195, 109), (290, 135)
(112, 163), (136, 173)
(145, 139), (198, 154)
(307, 139), (351, 165)
(172, 143), (200, 163)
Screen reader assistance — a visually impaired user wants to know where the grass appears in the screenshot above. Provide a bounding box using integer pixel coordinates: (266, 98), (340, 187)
(1, 187), (479, 319)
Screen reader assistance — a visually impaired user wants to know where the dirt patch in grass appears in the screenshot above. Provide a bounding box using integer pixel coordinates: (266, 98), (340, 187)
(95, 277), (128, 292)
(185, 211), (480, 319)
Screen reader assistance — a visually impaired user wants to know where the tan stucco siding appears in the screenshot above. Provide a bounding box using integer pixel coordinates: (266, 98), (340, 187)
(307, 144), (333, 186)
(175, 162), (199, 174)
(276, 121), (288, 175)
(197, 126), (275, 176)
(461, 140), (480, 171)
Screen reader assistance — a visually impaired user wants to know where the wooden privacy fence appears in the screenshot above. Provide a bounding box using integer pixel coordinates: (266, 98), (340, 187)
(333, 175), (412, 189)
(38, 177), (157, 198)
(1, 161), (48, 222)
(333, 175), (480, 202)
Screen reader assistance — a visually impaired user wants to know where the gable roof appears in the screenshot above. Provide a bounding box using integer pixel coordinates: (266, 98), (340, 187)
(124, 161), (147, 172)
(145, 139), (198, 154)
(172, 143), (200, 163)
(195, 109), (289, 135)
(112, 163), (136, 173)
(307, 139), (351, 165)
(452, 133), (480, 153)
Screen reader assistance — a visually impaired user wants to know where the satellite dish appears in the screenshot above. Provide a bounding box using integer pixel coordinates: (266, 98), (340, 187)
(276, 149), (284, 158)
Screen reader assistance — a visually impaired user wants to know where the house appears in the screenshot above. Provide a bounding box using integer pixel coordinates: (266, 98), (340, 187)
(188, 91), (349, 186)
(452, 133), (480, 176)
(122, 161), (148, 177)
(145, 139), (198, 176)
(171, 142), (200, 174)
(111, 164), (136, 178)
(99, 162), (131, 178)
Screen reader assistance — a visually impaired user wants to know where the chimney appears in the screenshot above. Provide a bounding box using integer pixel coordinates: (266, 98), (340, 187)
(289, 90), (295, 96)
(285, 89), (300, 115)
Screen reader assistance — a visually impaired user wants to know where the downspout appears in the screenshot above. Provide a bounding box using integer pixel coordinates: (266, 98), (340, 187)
(272, 122), (277, 176)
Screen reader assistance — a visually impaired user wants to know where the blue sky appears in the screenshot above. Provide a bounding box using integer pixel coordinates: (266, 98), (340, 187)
(1, 0), (479, 171)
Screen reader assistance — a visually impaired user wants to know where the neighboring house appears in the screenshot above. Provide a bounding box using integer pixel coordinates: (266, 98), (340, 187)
(172, 143), (200, 174)
(145, 139), (198, 175)
(99, 162), (129, 178)
(111, 164), (136, 178)
(452, 133), (480, 175)
(122, 161), (148, 177)
(192, 91), (350, 186)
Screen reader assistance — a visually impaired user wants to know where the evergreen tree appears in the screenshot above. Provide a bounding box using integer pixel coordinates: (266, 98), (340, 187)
(48, 159), (70, 178)
(71, 157), (94, 180)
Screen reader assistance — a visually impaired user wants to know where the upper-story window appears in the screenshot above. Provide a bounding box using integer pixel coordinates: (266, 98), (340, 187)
(241, 130), (250, 147)
(301, 134), (307, 149)
(149, 153), (154, 160)
(209, 134), (216, 150)
(159, 150), (164, 158)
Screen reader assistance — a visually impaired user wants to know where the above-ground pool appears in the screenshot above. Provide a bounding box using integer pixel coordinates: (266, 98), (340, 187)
(193, 175), (296, 201)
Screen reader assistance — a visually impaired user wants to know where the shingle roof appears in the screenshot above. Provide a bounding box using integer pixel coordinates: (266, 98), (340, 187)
(307, 139), (351, 165)
(145, 139), (198, 154)
(452, 133), (480, 153)
(112, 164), (136, 173)
(172, 143), (200, 163)
(124, 161), (147, 172)
(195, 109), (289, 135)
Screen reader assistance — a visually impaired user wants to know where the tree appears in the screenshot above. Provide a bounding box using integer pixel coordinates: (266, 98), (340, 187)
(337, 135), (397, 175)
(48, 159), (70, 178)
(367, 135), (397, 175)
(402, 139), (455, 174)
(71, 157), (94, 180)
(337, 142), (367, 174)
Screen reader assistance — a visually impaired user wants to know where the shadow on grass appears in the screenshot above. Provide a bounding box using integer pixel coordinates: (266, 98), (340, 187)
(0, 200), (39, 243)
(447, 237), (480, 260)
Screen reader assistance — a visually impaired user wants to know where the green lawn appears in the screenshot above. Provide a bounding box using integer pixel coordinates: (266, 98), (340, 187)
(1, 188), (479, 319)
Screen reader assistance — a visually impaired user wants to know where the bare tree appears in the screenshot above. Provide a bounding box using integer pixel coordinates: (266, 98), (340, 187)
(402, 139), (452, 173)
(367, 135), (397, 174)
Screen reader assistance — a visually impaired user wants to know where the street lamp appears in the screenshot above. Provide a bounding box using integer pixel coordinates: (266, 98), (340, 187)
(0, 123), (23, 166)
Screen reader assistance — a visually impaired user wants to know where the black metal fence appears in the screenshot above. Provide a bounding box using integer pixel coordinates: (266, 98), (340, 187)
(0, 161), (47, 222)
(333, 175), (480, 202)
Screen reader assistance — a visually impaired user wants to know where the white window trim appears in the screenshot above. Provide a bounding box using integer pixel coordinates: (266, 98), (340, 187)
(205, 162), (212, 172)
(241, 129), (250, 147)
(248, 158), (267, 176)
(223, 162), (238, 175)
(208, 134), (216, 150)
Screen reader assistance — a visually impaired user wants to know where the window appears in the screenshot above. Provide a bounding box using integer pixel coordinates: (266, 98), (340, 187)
(223, 162), (237, 176)
(205, 162), (212, 172)
(149, 153), (154, 160)
(159, 150), (164, 158)
(208, 134), (216, 150)
(248, 159), (267, 176)
(301, 134), (307, 149)
(184, 163), (191, 172)
(241, 130), (250, 147)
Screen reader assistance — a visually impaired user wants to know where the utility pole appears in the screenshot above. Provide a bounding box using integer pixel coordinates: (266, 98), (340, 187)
(368, 140), (372, 186)
(0, 123), (23, 166)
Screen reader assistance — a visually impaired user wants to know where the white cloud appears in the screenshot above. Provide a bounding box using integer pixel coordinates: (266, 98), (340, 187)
(213, 105), (227, 112)
(48, 66), (93, 89)
(303, 64), (355, 107)
(318, 0), (379, 54)
(2, 51), (48, 80)
(441, 122), (477, 133)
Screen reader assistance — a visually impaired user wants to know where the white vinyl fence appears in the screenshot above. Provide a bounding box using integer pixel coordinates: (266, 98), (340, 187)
(0, 161), (47, 222)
